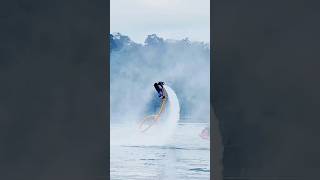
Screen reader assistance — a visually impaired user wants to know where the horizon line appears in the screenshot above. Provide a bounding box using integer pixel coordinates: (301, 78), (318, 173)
(111, 32), (210, 44)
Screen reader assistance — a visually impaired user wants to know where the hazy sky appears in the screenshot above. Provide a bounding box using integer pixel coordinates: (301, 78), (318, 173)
(111, 0), (210, 43)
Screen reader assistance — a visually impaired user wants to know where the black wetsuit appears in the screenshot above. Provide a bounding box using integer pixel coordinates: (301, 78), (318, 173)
(154, 83), (161, 93)
(154, 82), (165, 98)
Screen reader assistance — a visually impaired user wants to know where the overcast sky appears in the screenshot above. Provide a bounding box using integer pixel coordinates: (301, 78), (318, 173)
(111, 0), (210, 43)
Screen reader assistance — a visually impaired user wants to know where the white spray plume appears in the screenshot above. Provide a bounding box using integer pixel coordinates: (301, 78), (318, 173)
(110, 85), (180, 146)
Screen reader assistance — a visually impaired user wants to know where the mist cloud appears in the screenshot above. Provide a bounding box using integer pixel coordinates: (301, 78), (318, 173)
(110, 33), (210, 123)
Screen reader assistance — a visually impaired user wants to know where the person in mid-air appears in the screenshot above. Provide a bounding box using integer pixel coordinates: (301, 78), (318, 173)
(154, 81), (165, 99)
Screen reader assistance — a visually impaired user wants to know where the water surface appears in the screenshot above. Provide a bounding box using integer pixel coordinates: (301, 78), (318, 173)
(110, 123), (210, 180)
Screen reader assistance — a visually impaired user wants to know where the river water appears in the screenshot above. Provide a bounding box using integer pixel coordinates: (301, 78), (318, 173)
(110, 122), (210, 180)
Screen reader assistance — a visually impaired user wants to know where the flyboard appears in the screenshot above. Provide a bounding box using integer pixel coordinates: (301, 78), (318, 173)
(139, 88), (168, 132)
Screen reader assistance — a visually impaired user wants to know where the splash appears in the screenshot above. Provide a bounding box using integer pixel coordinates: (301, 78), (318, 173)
(110, 85), (180, 146)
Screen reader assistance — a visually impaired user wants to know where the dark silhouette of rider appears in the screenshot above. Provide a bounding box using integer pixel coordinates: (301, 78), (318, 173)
(154, 81), (165, 99)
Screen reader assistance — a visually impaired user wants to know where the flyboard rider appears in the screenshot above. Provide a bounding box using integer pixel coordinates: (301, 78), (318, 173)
(154, 81), (165, 99)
